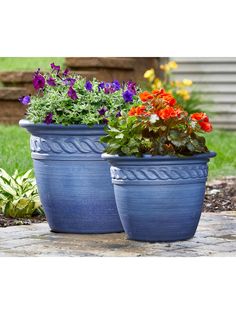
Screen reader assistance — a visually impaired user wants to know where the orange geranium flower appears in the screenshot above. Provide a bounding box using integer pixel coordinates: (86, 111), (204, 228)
(191, 112), (209, 122)
(128, 105), (149, 116)
(191, 112), (213, 132)
(199, 122), (212, 132)
(152, 89), (165, 96)
(152, 88), (176, 106)
(139, 91), (154, 102)
(128, 107), (137, 116)
(158, 106), (182, 120)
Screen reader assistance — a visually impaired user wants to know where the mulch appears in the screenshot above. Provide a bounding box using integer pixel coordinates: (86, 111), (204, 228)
(203, 176), (236, 212)
(0, 214), (46, 228)
(0, 177), (235, 228)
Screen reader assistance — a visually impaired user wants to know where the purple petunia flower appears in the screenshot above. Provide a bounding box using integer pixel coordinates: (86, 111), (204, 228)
(98, 82), (105, 92)
(44, 113), (53, 124)
(63, 68), (70, 76)
(122, 90), (133, 103)
(85, 81), (93, 92)
(63, 78), (76, 86)
(112, 80), (121, 91)
(98, 107), (108, 116)
(33, 73), (45, 90)
(68, 86), (78, 100)
(47, 77), (56, 86)
(104, 83), (111, 94)
(116, 111), (121, 117)
(18, 95), (31, 105)
(127, 81), (137, 95)
(103, 82), (116, 94)
(50, 63), (60, 74)
(102, 118), (108, 124)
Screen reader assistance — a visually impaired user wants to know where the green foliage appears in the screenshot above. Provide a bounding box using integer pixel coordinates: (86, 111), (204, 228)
(0, 168), (43, 218)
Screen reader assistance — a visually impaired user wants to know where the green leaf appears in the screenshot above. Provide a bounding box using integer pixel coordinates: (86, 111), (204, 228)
(0, 168), (12, 182)
(115, 133), (124, 139)
(186, 142), (195, 152)
(108, 126), (120, 133)
(121, 146), (131, 155)
(0, 178), (17, 196)
(0, 168), (43, 218)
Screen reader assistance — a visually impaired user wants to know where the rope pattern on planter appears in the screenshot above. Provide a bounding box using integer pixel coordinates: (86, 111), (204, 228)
(110, 165), (208, 181)
(30, 136), (105, 154)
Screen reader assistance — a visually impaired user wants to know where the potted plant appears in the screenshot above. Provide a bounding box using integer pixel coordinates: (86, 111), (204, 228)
(101, 89), (216, 242)
(19, 63), (140, 233)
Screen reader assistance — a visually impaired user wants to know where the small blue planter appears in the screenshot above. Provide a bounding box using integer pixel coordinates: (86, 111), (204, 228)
(19, 120), (123, 233)
(102, 152), (216, 242)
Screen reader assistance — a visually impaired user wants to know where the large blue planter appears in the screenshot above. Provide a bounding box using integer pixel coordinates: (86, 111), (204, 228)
(102, 152), (216, 242)
(19, 120), (123, 233)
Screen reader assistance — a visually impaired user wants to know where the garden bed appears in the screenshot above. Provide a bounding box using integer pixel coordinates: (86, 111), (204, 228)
(1, 177), (235, 228)
(203, 176), (236, 212)
(0, 214), (46, 228)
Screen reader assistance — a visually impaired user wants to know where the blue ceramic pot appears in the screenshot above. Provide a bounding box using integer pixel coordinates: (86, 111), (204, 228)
(102, 152), (216, 242)
(19, 120), (123, 233)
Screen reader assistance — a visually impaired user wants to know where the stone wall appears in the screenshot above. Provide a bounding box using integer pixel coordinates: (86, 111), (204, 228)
(65, 57), (159, 82)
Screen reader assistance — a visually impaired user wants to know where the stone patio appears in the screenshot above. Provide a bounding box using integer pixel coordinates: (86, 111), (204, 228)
(0, 212), (236, 257)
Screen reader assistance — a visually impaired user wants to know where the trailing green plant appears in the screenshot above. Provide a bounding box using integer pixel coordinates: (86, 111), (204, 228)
(19, 63), (141, 126)
(0, 168), (43, 218)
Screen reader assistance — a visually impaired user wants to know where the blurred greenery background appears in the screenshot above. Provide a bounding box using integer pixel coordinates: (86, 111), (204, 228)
(0, 57), (65, 71)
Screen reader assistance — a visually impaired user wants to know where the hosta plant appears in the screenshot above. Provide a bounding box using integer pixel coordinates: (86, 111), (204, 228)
(0, 168), (43, 218)
(143, 60), (211, 114)
(101, 88), (213, 157)
(19, 63), (141, 125)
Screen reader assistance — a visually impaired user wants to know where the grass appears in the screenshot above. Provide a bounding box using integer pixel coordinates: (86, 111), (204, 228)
(0, 125), (32, 174)
(0, 125), (235, 179)
(204, 130), (236, 180)
(0, 57), (65, 71)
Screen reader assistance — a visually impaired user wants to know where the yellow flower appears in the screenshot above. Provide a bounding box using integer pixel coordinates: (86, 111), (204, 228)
(182, 79), (192, 86)
(184, 94), (190, 100)
(176, 89), (190, 101)
(160, 64), (170, 72)
(174, 81), (183, 87)
(152, 78), (162, 90)
(144, 68), (155, 82)
(168, 61), (178, 70)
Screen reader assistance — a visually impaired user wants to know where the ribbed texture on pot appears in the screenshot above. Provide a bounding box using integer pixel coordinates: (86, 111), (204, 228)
(102, 152), (216, 242)
(20, 120), (123, 233)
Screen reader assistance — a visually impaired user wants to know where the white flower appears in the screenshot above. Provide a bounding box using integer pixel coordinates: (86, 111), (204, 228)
(150, 114), (159, 124)
(190, 120), (197, 128)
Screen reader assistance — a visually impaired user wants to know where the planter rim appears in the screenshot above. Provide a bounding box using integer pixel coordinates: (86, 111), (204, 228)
(19, 119), (104, 130)
(102, 151), (216, 161)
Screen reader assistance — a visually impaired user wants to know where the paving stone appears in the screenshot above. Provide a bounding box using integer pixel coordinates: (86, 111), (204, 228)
(0, 212), (236, 257)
